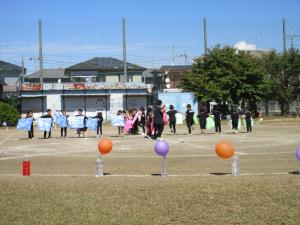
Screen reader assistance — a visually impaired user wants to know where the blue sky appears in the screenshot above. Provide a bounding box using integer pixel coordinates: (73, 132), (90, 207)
(0, 0), (300, 73)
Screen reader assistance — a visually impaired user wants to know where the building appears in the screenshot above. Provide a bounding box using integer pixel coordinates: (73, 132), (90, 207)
(65, 57), (145, 83)
(160, 65), (192, 89)
(143, 65), (198, 116)
(143, 65), (192, 93)
(24, 69), (69, 83)
(0, 60), (26, 99)
(20, 57), (148, 119)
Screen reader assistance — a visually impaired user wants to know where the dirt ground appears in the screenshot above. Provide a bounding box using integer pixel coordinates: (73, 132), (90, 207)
(0, 119), (300, 225)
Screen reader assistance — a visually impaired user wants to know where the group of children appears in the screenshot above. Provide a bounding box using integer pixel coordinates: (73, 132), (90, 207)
(114, 100), (167, 140)
(185, 105), (254, 135)
(26, 109), (55, 139)
(23, 100), (254, 140)
(116, 100), (254, 139)
(25, 108), (103, 139)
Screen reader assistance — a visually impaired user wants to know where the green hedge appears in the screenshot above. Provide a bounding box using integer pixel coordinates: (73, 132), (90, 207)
(0, 101), (20, 126)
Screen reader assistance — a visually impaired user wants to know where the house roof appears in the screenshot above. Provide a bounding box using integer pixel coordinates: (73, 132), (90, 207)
(25, 69), (67, 79)
(65, 57), (146, 72)
(160, 65), (192, 71)
(0, 60), (23, 71)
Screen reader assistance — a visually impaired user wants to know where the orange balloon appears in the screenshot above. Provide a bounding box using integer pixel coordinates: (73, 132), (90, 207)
(215, 141), (234, 159)
(98, 139), (113, 155)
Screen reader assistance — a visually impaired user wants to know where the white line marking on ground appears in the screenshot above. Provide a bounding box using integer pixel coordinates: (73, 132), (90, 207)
(0, 150), (93, 160)
(0, 172), (292, 177)
(0, 134), (13, 146)
(0, 150), (295, 161)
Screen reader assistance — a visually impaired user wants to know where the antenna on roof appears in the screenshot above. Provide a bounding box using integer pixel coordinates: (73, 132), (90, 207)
(172, 44), (175, 66)
(179, 49), (189, 65)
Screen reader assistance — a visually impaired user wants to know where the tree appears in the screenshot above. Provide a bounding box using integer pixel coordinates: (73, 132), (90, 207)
(261, 50), (282, 115)
(279, 49), (300, 115)
(236, 50), (267, 110)
(0, 101), (20, 126)
(181, 46), (267, 112)
(263, 49), (300, 115)
(6, 95), (21, 111)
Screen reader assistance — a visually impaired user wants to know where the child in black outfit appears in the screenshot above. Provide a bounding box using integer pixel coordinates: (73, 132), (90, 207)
(245, 108), (252, 132)
(26, 111), (34, 139)
(139, 107), (146, 134)
(197, 108), (207, 134)
(212, 106), (222, 134)
(153, 100), (165, 139)
(41, 109), (53, 139)
(93, 112), (103, 137)
(146, 107), (154, 138)
(167, 105), (177, 134)
(185, 104), (195, 134)
(231, 110), (240, 134)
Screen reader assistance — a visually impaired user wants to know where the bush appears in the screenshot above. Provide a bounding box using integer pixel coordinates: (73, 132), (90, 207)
(6, 95), (21, 111)
(0, 101), (20, 126)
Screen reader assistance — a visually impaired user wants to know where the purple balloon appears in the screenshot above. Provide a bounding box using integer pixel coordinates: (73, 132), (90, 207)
(296, 148), (300, 161)
(154, 140), (169, 157)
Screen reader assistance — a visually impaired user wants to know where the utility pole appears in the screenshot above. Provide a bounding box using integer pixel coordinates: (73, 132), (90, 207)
(172, 44), (175, 66)
(39, 19), (44, 84)
(21, 56), (25, 84)
(18, 56), (25, 94)
(122, 17), (127, 83)
(282, 18), (287, 54)
(287, 32), (300, 50)
(203, 17), (208, 54)
(255, 35), (259, 50)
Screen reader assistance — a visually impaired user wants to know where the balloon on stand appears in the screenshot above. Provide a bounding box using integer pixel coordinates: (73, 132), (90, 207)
(96, 139), (113, 177)
(98, 138), (113, 155)
(215, 141), (234, 159)
(154, 140), (170, 176)
(296, 148), (300, 161)
(154, 140), (169, 157)
(215, 141), (237, 176)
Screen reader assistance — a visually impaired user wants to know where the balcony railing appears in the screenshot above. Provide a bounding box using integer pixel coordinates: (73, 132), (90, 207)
(21, 82), (147, 91)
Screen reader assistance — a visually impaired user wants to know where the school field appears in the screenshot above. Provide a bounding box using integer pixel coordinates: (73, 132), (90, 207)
(0, 119), (300, 225)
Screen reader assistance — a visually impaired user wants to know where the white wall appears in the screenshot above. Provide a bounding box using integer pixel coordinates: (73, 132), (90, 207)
(46, 94), (61, 112)
(108, 93), (123, 120)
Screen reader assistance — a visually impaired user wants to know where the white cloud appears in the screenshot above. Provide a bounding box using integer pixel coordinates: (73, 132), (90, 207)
(234, 41), (256, 51)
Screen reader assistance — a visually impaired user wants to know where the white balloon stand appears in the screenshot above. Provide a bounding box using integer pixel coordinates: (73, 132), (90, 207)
(161, 156), (168, 177)
(96, 154), (104, 177)
(231, 156), (239, 176)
